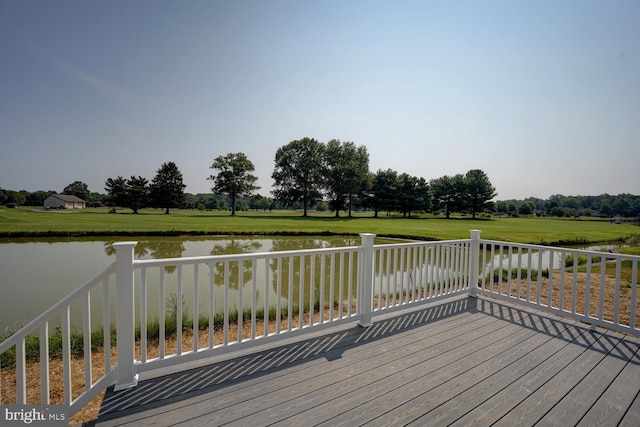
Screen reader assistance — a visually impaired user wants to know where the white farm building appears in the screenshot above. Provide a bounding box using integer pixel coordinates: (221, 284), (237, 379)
(44, 194), (87, 209)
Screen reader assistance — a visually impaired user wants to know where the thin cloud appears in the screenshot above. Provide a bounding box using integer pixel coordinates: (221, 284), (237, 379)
(4, 25), (132, 102)
(47, 54), (132, 101)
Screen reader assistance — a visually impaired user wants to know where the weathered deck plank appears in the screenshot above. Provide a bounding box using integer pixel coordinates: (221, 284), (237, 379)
(93, 296), (640, 427)
(254, 313), (537, 426)
(492, 330), (615, 427)
(538, 333), (632, 427)
(576, 337), (640, 427)
(314, 312), (570, 427)
(97, 298), (480, 426)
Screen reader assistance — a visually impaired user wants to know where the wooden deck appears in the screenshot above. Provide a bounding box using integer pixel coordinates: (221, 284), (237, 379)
(92, 296), (640, 427)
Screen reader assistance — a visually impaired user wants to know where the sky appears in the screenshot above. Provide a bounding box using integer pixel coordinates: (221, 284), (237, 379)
(1, 0), (638, 201)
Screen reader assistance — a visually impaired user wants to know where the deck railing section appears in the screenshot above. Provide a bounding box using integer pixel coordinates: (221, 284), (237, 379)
(477, 239), (639, 336)
(2, 229), (638, 420)
(128, 242), (364, 376)
(371, 239), (472, 313)
(0, 262), (117, 416)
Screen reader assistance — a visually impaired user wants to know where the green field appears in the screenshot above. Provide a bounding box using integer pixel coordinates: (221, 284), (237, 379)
(1, 206), (639, 245)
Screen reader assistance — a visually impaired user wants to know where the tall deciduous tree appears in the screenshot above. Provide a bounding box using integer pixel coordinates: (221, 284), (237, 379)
(324, 140), (370, 217)
(150, 162), (186, 214)
(464, 169), (496, 219)
(208, 152), (260, 216)
(63, 181), (90, 201)
(272, 137), (325, 217)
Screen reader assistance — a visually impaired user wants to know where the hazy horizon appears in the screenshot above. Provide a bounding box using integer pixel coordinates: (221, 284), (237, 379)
(2, 1), (639, 201)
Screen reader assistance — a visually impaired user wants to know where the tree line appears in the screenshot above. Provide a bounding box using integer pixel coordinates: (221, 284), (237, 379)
(99, 138), (496, 218)
(104, 162), (186, 214)
(209, 137), (496, 218)
(497, 193), (640, 218)
(3, 137), (638, 219)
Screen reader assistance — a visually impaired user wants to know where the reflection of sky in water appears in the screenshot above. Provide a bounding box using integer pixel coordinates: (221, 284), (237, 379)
(482, 244), (626, 272)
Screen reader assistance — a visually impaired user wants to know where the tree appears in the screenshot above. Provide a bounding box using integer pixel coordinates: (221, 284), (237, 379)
(3, 190), (26, 205)
(365, 169), (400, 216)
(396, 174), (431, 217)
(126, 176), (149, 214)
(208, 153), (260, 216)
(63, 181), (90, 201)
(25, 190), (55, 206)
(324, 140), (370, 217)
(464, 169), (497, 219)
(518, 201), (535, 216)
(272, 137), (325, 217)
(104, 176), (128, 208)
(150, 162), (186, 214)
(430, 174), (466, 219)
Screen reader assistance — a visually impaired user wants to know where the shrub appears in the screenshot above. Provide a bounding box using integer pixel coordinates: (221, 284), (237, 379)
(486, 268), (540, 283)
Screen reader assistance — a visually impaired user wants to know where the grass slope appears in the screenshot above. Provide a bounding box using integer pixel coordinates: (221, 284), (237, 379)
(1, 207), (638, 244)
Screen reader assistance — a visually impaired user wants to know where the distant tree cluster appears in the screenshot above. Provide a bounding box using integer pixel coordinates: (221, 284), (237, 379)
(4, 141), (639, 221)
(269, 137), (496, 218)
(62, 181), (91, 201)
(104, 161), (186, 214)
(183, 193), (275, 213)
(0, 137), (498, 218)
(495, 194), (640, 218)
(364, 169), (430, 218)
(0, 186), (103, 207)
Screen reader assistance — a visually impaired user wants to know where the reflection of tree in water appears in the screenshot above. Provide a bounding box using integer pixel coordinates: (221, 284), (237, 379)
(104, 240), (186, 273)
(270, 237), (359, 252)
(269, 238), (359, 307)
(210, 239), (263, 289)
(104, 242), (150, 258)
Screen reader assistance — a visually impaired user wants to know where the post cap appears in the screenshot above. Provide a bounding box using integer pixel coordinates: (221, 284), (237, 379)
(112, 241), (138, 248)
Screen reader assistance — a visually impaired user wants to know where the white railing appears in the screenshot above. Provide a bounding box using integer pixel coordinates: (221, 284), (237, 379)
(0, 262), (118, 416)
(477, 238), (639, 335)
(371, 238), (474, 314)
(127, 239), (365, 378)
(1, 230), (638, 420)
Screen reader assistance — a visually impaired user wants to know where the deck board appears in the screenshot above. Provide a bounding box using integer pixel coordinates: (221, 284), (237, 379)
(577, 338), (640, 427)
(93, 296), (640, 427)
(315, 313), (565, 427)
(538, 333), (631, 427)
(492, 330), (613, 427)
(257, 316), (529, 426)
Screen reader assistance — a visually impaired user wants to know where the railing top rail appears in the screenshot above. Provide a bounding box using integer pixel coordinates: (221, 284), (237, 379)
(479, 238), (640, 260)
(0, 261), (116, 352)
(132, 245), (362, 268)
(373, 239), (471, 249)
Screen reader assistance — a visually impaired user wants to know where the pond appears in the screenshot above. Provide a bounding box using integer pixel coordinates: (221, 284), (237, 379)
(482, 243), (628, 275)
(0, 236), (397, 332)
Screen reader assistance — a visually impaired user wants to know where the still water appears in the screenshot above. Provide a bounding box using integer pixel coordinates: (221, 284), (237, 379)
(481, 243), (626, 274)
(0, 236), (394, 332)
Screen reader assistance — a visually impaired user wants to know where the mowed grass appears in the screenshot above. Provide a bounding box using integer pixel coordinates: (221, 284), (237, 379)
(1, 206), (639, 244)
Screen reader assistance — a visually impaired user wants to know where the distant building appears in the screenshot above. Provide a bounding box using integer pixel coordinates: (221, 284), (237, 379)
(44, 194), (87, 209)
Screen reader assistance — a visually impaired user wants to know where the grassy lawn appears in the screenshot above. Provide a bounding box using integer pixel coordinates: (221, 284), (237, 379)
(1, 206), (639, 245)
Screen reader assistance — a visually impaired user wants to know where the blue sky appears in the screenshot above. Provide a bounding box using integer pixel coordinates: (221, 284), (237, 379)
(1, 0), (638, 200)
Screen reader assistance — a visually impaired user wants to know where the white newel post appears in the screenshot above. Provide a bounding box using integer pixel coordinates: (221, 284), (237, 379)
(113, 241), (139, 391)
(468, 230), (481, 297)
(358, 233), (376, 327)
